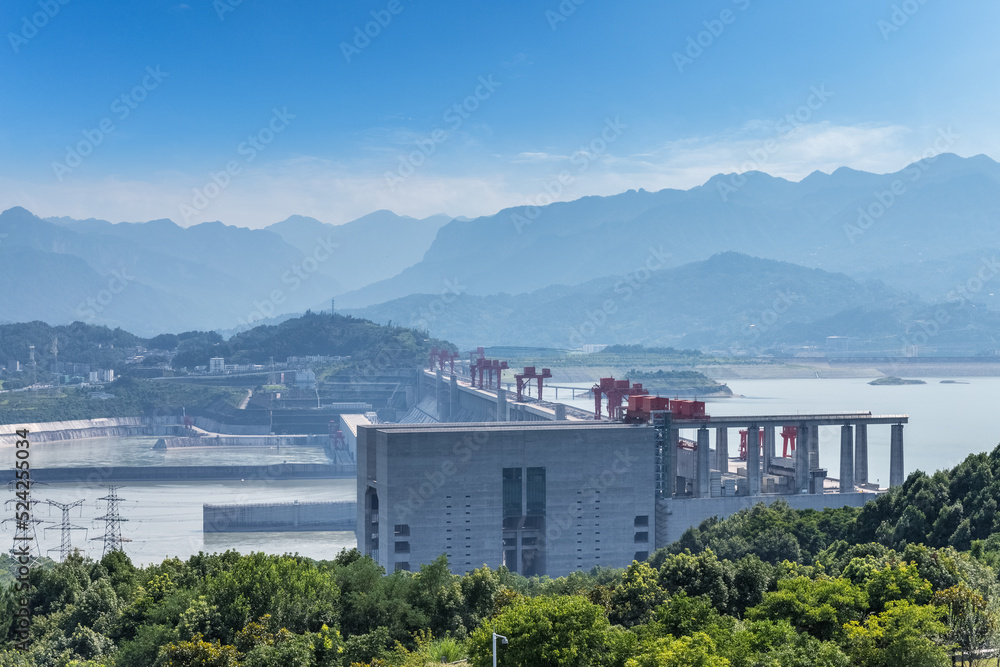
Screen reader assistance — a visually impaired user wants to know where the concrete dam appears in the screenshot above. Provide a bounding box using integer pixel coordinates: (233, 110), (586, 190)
(204, 500), (356, 532)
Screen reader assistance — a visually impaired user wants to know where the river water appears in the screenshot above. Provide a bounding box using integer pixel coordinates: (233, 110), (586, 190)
(6, 378), (998, 565)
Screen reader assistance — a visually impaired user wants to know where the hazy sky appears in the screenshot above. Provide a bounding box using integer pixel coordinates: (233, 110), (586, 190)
(2, 0), (997, 227)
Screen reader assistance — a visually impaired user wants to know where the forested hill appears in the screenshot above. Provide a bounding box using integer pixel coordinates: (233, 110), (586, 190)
(0, 313), (453, 375)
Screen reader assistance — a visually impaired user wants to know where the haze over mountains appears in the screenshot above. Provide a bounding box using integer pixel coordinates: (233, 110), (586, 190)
(4, 153), (1000, 352)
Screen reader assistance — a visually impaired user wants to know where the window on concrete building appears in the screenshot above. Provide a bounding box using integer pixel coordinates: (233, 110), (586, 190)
(395, 541), (410, 553)
(503, 468), (523, 518)
(394, 524), (410, 536)
(634, 532), (649, 543)
(634, 515), (649, 527)
(527, 467), (546, 515)
(634, 551), (649, 562)
(394, 562), (410, 572)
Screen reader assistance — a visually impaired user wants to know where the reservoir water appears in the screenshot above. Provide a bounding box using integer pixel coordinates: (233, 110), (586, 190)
(5, 377), (999, 565)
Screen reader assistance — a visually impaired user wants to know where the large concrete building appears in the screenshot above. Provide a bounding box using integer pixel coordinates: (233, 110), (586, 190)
(357, 372), (908, 577)
(357, 422), (655, 576)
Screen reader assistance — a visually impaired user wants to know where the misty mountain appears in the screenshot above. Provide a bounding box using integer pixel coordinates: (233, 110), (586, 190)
(0, 207), (448, 335)
(335, 153), (1000, 308)
(344, 252), (1000, 355)
(264, 210), (452, 293)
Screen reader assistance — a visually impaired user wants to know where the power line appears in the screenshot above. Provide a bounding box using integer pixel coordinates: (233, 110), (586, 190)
(91, 485), (131, 557)
(43, 499), (87, 561)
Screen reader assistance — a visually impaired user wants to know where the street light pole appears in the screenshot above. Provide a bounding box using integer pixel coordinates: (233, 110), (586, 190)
(492, 632), (508, 667)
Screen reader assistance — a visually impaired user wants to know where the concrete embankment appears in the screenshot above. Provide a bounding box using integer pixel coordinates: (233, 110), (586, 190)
(0, 417), (181, 445)
(0, 463), (354, 483)
(154, 434), (327, 449)
(204, 500), (356, 532)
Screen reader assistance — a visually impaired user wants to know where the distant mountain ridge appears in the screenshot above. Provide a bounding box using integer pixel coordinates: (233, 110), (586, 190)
(0, 207), (449, 335)
(344, 252), (1000, 355)
(335, 153), (1000, 308)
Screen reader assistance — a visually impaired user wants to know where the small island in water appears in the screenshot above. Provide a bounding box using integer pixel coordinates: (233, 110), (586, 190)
(869, 376), (927, 386)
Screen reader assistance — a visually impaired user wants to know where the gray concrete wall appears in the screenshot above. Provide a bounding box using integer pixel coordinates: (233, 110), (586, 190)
(655, 492), (877, 547)
(204, 500), (355, 532)
(360, 422), (656, 576)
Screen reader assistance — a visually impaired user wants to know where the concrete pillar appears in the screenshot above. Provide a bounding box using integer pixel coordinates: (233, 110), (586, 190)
(840, 424), (854, 493)
(497, 388), (507, 422)
(696, 428), (710, 498)
(795, 422), (810, 493)
(435, 369), (444, 420)
(764, 426), (776, 474)
(449, 374), (458, 420)
(554, 404), (566, 420)
(747, 424), (760, 496)
(890, 424), (904, 487)
(855, 424), (868, 485)
(716, 427), (728, 472)
(809, 424), (820, 470)
(663, 426), (679, 497)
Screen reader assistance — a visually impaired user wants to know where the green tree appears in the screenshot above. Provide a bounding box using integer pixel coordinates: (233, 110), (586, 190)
(467, 595), (634, 667)
(842, 601), (949, 667)
(609, 561), (667, 628)
(626, 632), (729, 667)
(747, 576), (867, 641)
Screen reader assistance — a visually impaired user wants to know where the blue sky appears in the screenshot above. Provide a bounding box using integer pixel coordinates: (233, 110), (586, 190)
(1, 0), (997, 227)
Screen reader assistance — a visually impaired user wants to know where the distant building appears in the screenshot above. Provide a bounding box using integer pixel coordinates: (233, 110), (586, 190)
(209, 357), (225, 374)
(581, 344), (608, 354)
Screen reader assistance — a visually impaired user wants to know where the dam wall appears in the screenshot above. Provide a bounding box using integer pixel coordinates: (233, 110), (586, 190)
(154, 434), (327, 449)
(204, 500), (357, 532)
(0, 417), (181, 445)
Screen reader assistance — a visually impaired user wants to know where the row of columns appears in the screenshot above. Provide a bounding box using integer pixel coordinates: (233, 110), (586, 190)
(671, 421), (905, 498)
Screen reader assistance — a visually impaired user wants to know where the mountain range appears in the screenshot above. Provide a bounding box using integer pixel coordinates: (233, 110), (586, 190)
(0, 208), (449, 335)
(3, 153), (999, 352)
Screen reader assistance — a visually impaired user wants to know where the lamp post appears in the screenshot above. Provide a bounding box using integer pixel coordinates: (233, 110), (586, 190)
(492, 632), (508, 667)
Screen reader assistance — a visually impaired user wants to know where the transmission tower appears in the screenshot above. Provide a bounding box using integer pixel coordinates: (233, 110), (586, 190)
(43, 499), (87, 561)
(3, 497), (45, 567)
(91, 486), (131, 557)
(28, 344), (36, 386)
